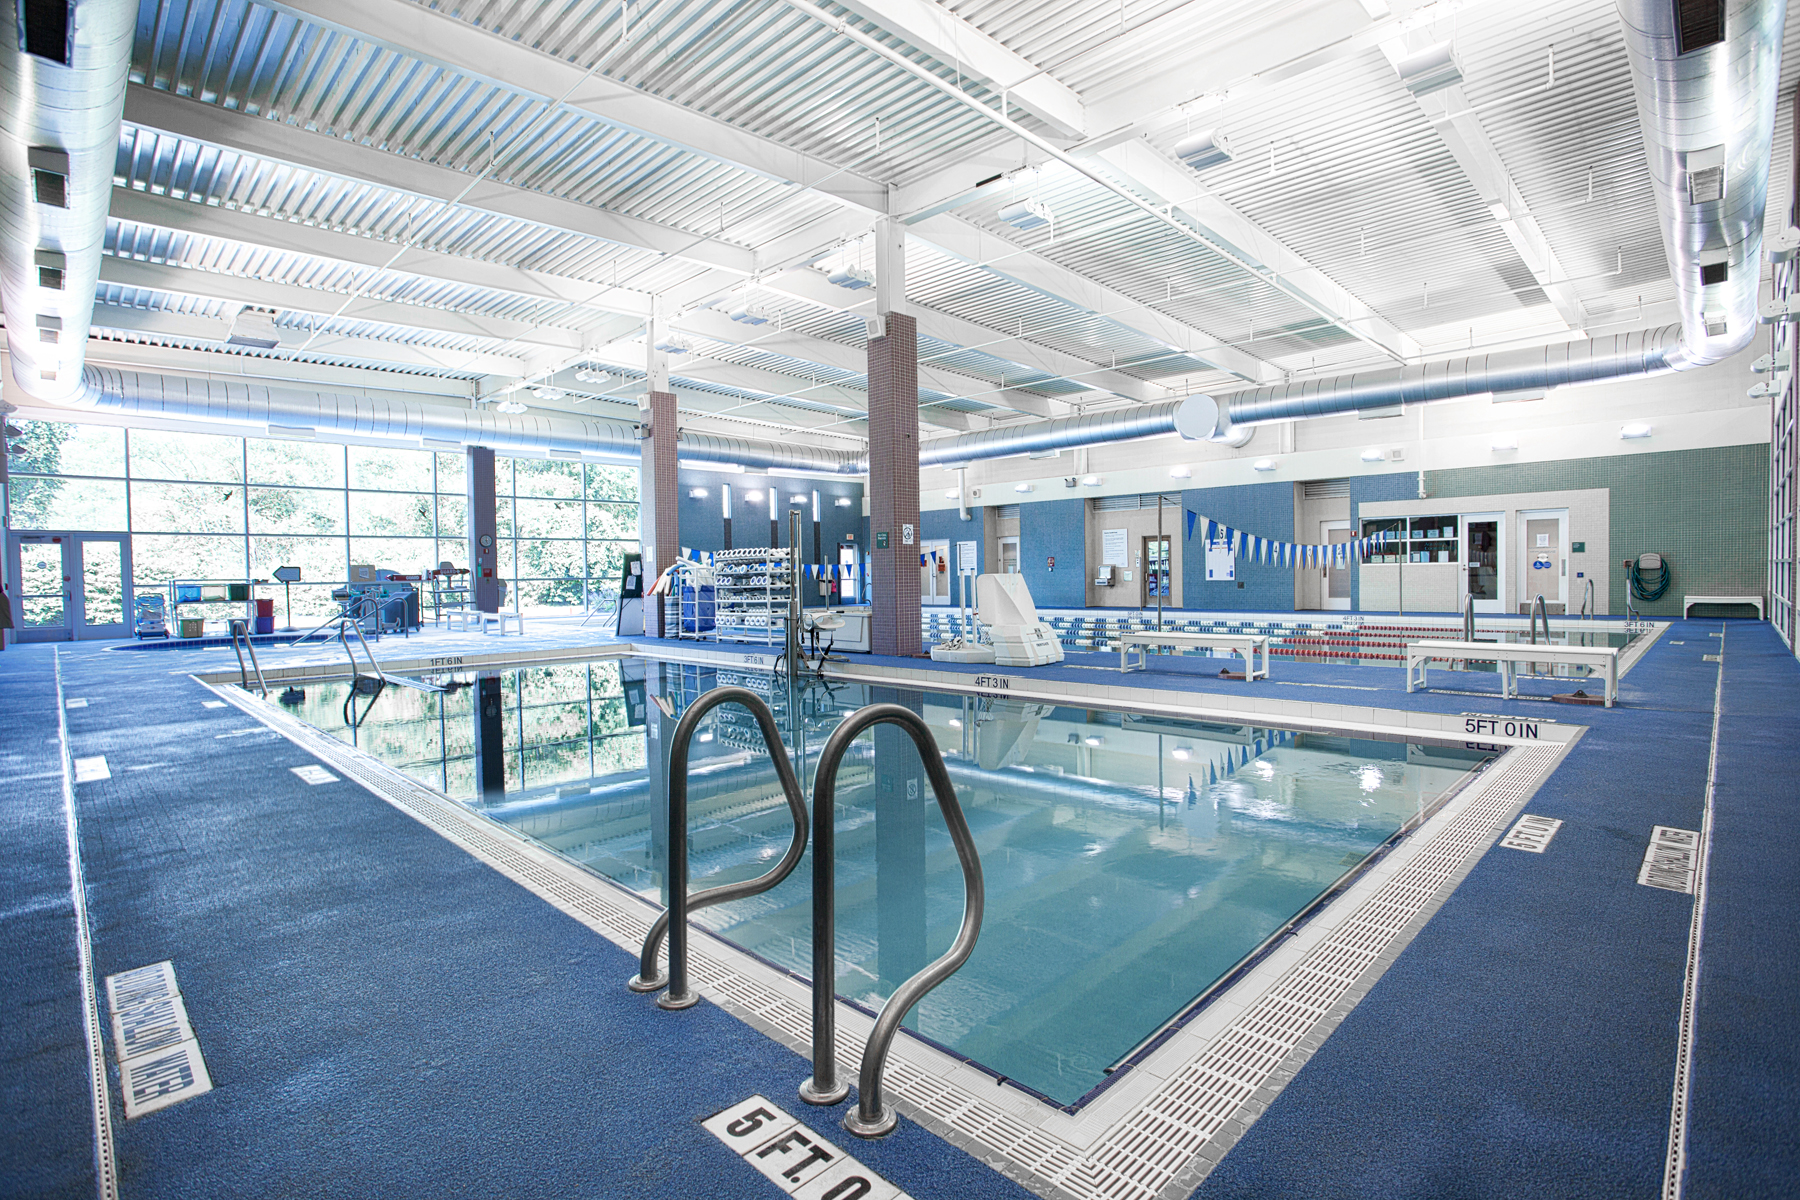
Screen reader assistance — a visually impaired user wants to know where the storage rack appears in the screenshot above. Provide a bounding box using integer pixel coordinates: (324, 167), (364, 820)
(1360, 516), (1461, 563)
(662, 561), (714, 640)
(427, 566), (470, 624)
(711, 548), (793, 646)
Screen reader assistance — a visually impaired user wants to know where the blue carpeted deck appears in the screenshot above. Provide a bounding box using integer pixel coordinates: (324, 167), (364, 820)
(3, 617), (1795, 1198)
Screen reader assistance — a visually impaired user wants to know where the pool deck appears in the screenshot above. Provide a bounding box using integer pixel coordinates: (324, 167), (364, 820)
(3, 614), (1794, 1199)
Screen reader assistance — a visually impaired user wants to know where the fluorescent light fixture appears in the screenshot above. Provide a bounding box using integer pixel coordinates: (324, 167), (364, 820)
(1394, 42), (1463, 97)
(1014, 482), (1034, 493)
(835, 496), (853, 507)
(1360, 447), (1386, 462)
(827, 265), (873, 290)
(1490, 436), (1518, 452)
(1620, 423), (1653, 440)
(652, 335), (690, 354)
(226, 306), (281, 349)
(688, 487), (708, 499)
(997, 199), (1053, 231)
(1081, 475), (1102, 487)
(574, 367), (610, 383)
(1173, 129), (1235, 172)
(532, 386), (565, 401)
(1252, 458), (1278, 472)
(728, 306), (768, 325)
(1169, 464), (1192, 478)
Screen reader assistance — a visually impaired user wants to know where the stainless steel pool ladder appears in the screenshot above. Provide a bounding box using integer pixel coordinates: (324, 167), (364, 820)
(227, 619), (268, 696)
(1462, 595), (1475, 642)
(802, 703), (984, 1139)
(1580, 578), (1595, 619)
(628, 687), (809, 1010)
(1529, 594), (1550, 674)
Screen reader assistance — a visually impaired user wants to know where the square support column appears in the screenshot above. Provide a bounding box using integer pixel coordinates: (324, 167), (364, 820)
(639, 389), (679, 637)
(867, 311), (921, 657)
(466, 445), (500, 612)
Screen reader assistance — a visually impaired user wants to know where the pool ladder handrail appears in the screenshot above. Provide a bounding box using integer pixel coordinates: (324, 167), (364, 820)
(802, 703), (985, 1139)
(1462, 594), (1476, 642)
(628, 687), (809, 1010)
(1580, 578), (1596, 619)
(1529, 594), (1550, 675)
(227, 619), (268, 696)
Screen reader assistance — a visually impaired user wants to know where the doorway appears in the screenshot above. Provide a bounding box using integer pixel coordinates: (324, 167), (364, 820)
(998, 536), (1020, 574)
(1320, 520), (1353, 610)
(1141, 535), (1171, 607)
(920, 538), (952, 605)
(1462, 513), (1504, 613)
(7, 532), (133, 641)
(836, 542), (858, 603)
(1518, 509), (1568, 612)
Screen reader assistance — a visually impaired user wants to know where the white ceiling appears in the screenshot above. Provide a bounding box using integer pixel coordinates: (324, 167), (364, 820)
(82, 0), (1800, 451)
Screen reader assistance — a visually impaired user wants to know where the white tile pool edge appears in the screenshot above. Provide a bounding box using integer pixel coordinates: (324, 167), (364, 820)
(199, 664), (1575, 1200)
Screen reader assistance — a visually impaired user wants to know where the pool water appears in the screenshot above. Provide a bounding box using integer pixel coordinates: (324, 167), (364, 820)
(285, 657), (1490, 1104)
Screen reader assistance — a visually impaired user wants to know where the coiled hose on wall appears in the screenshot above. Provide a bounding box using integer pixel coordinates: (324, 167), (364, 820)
(1630, 553), (1670, 602)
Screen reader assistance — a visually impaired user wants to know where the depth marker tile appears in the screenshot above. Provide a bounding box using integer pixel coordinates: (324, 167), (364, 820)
(73, 756), (110, 783)
(290, 765), (339, 785)
(1500, 813), (1563, 853)
(1639, 826), (1700, 893)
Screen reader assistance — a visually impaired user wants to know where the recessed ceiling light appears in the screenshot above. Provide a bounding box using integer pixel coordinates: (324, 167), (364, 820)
(1253, 458), (1277, 472)
(1620, 423), (1653, 440)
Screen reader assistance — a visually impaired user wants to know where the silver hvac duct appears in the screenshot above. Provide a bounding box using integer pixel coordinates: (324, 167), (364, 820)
(71, 367), (864, 473)
(919, 399), (1185, 467)
(0, 0), (134, 403)
(1168, 0), (1783, 439)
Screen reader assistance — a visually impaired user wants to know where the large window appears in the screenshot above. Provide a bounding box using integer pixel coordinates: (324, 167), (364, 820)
(6, 421), (639, 617)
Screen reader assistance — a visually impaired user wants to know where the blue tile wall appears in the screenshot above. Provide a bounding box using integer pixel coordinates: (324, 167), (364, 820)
(675, 469), (862, 608)
(1019, 498), (1087, 608)
(920, 507), (984, 577)
(1180, 481), (1297, 611)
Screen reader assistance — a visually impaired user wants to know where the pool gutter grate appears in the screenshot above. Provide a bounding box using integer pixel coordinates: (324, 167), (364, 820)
(204, 678), (1568, 1200)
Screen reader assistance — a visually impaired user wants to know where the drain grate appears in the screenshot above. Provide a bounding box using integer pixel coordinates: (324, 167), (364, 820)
(1639, 827), (1700, 893)
(1499, 814), (1563, 853)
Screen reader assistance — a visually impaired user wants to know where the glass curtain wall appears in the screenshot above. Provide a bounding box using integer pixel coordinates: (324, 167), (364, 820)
(5, 420), (638, 619)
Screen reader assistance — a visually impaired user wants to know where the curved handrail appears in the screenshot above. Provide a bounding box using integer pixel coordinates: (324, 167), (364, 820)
(1462, 594), (1475, 642)
(800, 703), (985, 1139)
(228, 619), (268, 696)
(1581, 578), (1596, 619)
(628, 686), (809, 1010)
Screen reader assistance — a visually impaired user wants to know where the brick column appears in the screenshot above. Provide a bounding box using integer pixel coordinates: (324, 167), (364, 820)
(639, 389), (679, 636)
(466, 446), (501, 612)
(867, 312), (921, 656)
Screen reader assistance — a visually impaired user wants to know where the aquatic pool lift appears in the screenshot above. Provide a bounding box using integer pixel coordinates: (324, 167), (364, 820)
(629, 694), (985, 1139)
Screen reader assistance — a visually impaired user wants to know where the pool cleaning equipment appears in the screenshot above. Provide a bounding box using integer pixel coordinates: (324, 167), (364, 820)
(1630, 552), (1671, 602)
(976, 573), (1064, 667)
(133, 592), (168, 638)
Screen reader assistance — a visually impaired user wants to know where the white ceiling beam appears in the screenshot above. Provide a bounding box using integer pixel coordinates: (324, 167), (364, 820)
(76, 337), (478, 398)
(98, 255), (585, 357)
(263, 0), (889, 219)
(760, 266), (1162, 403)
(125, 85), (755, 278)
(909, 214), (1281, 385)
(90, 306), (527, 377)
(1093, 138), (1419, 362)
(831, 0), (1084, 139)
(111, 187), (656, 321)
(1383, 51), (1584, 330)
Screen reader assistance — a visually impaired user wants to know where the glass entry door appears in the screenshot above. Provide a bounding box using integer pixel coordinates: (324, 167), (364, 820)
(6, 532), (133, 641)
(1142, 535), (1171, 606)
(1462, 514), (1503, 613)
(1321, 521), (1353, 610)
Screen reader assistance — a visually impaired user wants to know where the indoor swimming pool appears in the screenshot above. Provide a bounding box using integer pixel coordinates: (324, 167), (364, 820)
(280, 656), (1492, 1105)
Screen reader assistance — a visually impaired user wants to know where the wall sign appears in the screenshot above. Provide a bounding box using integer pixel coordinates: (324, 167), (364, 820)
(1570, 541), (1586, 553)
(875, 531), (889, 549)
(1206, 539), (1235, 581)
(901, 523), (914, 545)
(1101, 528), (1128, 566)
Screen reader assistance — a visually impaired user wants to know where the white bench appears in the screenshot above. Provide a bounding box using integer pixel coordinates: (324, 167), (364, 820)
(446, 606), (524, 635)
(1683, 594), (1763, 619)
(1117, 630), (1270, 680)
(1406, 638), (1620, 706)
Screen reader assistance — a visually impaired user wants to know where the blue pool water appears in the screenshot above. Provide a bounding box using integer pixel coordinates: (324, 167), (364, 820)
(285, 657), (1490, 1104)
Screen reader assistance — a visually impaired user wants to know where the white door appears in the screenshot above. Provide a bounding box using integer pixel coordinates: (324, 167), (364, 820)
(920, 538), (952, 605)
(998, 537), (1020, 574)
(1461, 512), (1505, 614)
(1519, 509), (1569, 612)
(6, 532), (133, 641)
(1320, 520), (1353, 610)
